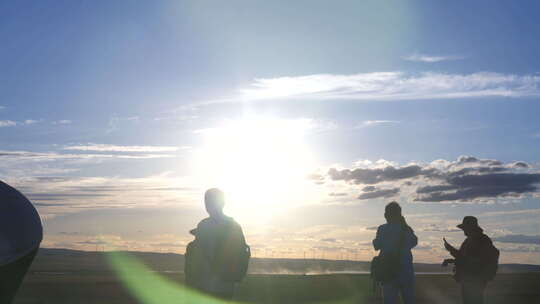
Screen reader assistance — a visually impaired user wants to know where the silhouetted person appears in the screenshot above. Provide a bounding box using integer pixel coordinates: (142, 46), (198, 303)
(0, 181), (43, 304)
(443, 216), (499, 304)
(185, 188), (249, 300)
(372, 201), (418, 304)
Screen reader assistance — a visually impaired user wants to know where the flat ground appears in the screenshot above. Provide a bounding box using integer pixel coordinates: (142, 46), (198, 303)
(14, 272), (540, 304)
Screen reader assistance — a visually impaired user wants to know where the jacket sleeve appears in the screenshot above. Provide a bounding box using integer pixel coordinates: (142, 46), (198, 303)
(373, 226), (383, 251)
(405, 229), (418, 250)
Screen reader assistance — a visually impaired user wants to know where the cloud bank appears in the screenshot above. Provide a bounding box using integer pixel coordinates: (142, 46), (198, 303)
(358, 120), (400, 127)
(403, 54), (464, 63)
(0, 120), (17, 127)
(324, 156), (540, 203)
(63, 143), (185, 153)
(493, 234), (540, 245)
(0, 150), (177, 161)
(240, 72), (540, 101)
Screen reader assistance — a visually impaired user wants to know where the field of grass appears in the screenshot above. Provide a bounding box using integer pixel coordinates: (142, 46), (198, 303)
(13, 250), (540, 303)
(15, 271), (540, 304)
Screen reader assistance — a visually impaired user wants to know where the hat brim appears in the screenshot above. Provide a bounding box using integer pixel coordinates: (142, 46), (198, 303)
(457, 223), (483, 231)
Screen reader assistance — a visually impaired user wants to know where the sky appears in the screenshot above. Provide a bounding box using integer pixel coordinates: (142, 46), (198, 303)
(1, 0), (540, 264)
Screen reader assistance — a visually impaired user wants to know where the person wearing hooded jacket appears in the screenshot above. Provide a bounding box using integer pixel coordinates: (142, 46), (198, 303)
(185, 188), (247, 300)
(373, 201), (418, 304)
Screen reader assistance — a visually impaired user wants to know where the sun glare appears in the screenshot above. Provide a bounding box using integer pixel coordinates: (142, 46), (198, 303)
(191, 117), (316, 223)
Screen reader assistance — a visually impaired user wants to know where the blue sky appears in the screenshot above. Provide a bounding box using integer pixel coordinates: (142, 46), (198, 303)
(1, 0), (540, 263)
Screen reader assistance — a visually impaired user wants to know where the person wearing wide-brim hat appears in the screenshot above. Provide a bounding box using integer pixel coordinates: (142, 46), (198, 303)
(442, 216), (499, 304)
(456, 216), (483, 231)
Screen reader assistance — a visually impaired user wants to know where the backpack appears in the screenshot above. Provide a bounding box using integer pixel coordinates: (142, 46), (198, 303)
(184, 239), (206, 288)
(213, 221), (251, 282)
(370, 254), (401, 283)
(370, 228), (405, 283)
(484, 242), (499, 281)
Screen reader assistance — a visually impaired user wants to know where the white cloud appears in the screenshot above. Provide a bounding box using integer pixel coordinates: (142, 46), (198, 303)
(63, 143), (186, 153)
(403, 53), (464, 63)
(358, 120), (400, 127)
(53, 120), (72, 125)
(238, 72), (540, 101)
(0, 150), (178, 161)
(5, 174), (201, 219)
(0, 120), (17, 127)
(0, 119), (42, 126)
(24, 119), (41, 125)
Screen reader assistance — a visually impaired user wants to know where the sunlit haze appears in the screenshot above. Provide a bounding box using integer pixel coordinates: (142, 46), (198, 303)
(1, 0), (540, 266)
(191, 117), (317, 222)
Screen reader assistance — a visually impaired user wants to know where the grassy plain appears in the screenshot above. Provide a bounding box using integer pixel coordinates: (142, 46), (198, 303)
(12, 250), (540, 303)
(15, 272), (540, 304)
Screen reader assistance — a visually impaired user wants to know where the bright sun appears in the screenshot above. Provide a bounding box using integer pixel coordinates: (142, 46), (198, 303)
(191, 117), (317, 223)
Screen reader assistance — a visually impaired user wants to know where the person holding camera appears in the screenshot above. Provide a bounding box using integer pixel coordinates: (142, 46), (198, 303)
(372, 201), (418, 304)
(442, 216), (499, 304)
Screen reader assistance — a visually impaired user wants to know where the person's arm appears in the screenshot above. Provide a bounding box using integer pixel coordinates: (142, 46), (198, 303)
(373, 226), (383, 251)
(238, 225), (246, 245)
(444, 238), (460, 258)
(406, 229), (418, 250)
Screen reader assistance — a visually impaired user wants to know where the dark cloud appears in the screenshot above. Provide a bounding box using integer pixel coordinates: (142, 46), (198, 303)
(416, 185), (457, 193)
(329, 165), (435, 185)
(455, 156), (502, 166)
(365, 226), (378, 231)
(326, 156), (539, 203)
(358, 188), (399, 200)
(493, 234), (540, 245)
(320, 238), (337, 243)
(446, 166), (507, 178)
(415, 173), (540, 202)
(510, 161), (530, 169)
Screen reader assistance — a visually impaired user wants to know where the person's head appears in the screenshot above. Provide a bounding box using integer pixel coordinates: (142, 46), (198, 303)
(204, 188), (225, 218)
(457, 216), (483, 237)
(384, 201), (402, 223)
